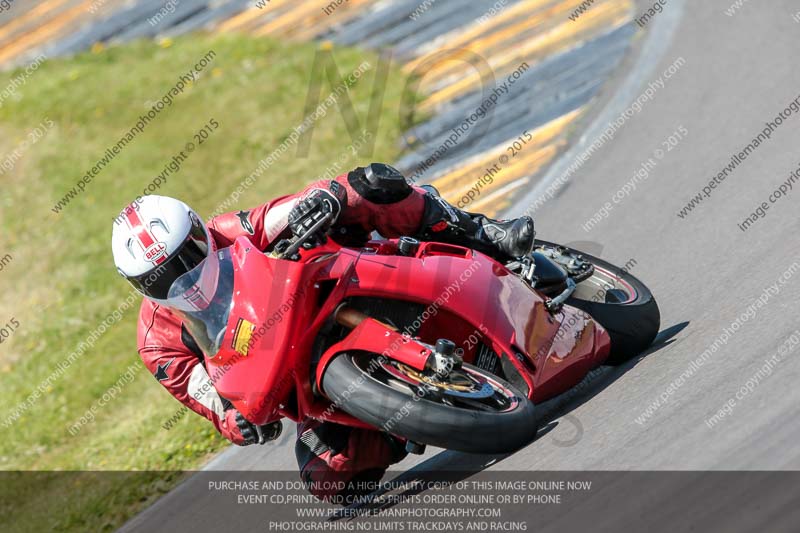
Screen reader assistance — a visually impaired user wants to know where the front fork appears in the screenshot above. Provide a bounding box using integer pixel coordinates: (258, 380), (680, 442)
(314, 306), (462, 455)
(314, 307), (462, 394)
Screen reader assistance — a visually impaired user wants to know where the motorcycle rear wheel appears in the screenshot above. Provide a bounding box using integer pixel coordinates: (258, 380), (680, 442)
(535, 241), (660, 365)
(321, 354), (538, 454)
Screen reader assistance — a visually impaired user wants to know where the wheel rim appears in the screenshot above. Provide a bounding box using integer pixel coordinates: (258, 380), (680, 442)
(351, 354), (520, 413)
(571, 265), (638, 304)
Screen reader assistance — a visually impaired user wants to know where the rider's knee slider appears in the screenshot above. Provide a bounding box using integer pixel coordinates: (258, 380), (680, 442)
(347, 163), (412, 204)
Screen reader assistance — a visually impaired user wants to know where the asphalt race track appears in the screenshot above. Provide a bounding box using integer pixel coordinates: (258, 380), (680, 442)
(121, 1), (800, 530)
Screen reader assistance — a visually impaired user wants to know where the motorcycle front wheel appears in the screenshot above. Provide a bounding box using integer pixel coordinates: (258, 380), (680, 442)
(321, 353), (538, 454)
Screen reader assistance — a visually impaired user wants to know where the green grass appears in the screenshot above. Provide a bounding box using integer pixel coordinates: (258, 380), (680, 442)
(0, 34), (411, 532)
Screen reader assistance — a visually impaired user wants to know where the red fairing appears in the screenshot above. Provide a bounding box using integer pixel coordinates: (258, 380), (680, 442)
(204, 238), (326, 423)
(307, 242), (612, 406)
(197, 235), (612, 434)
(136, 173), (428, 442)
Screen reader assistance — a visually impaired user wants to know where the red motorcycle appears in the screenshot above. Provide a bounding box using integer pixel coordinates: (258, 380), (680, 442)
(180, 215), (660, 454)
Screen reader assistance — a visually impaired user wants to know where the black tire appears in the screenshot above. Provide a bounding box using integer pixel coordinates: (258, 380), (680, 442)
(321, 354), (538, 454)
(536, 241), (660, 365)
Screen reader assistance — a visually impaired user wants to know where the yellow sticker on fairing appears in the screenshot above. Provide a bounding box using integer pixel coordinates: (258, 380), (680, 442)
(231, 318), (255, 356)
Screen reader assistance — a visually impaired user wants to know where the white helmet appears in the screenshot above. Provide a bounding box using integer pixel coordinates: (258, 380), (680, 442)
(111, 195), (219, 310)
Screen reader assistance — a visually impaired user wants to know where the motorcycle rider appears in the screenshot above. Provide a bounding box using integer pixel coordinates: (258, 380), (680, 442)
(111, 163), (534, 502)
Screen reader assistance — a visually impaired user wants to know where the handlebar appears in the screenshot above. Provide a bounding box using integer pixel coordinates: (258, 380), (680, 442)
(269, 212), (334, 260)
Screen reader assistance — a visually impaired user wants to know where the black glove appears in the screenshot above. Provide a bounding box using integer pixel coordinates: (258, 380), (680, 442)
(287, 189), (342, 248)
(235, 411), (283, 446)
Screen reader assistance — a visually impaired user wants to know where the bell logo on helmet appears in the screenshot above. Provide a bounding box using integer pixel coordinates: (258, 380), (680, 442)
(144, 242), (168, 263)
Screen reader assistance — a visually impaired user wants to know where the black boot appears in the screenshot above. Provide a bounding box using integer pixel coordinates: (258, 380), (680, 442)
(415, 191), (535, 262)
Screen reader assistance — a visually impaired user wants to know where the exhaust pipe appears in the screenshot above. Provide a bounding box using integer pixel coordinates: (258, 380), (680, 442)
(334, 305), (397, 331)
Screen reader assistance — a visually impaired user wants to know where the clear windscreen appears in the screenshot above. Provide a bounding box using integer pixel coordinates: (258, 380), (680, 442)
(168, 247), (234, 358)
